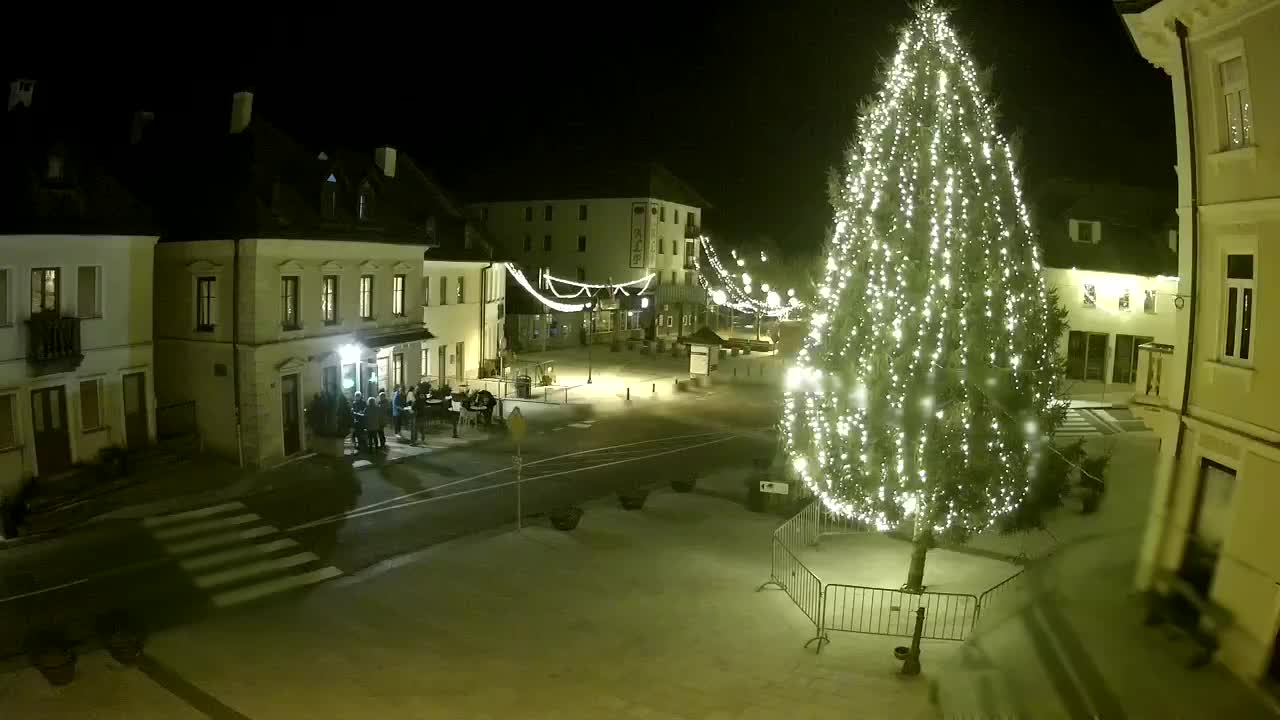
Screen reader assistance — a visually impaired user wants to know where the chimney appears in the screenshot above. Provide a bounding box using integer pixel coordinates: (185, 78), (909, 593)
(230, 91), (253, 134)
(375, 146), (397, 178)
(7, 78), (35, 112)
(130, 111), (154, 145)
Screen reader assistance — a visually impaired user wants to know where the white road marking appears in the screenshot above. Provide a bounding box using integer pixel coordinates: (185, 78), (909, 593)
(290, 434), (739, 530)
(566, 422), (593, 428)
(164, 525), (276, 555)
(143, 502), (245, 528)
(152, 513), (261, 541)
(194, 552), (320, 589)
(0, 578), (89, 605)
(211, 566), (343, 608)
(291, 429), (735, 529)
(180, 538), (300, 572)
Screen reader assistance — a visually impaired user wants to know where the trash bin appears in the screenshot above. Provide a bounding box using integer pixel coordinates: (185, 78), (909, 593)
(515, 375), (532, 399)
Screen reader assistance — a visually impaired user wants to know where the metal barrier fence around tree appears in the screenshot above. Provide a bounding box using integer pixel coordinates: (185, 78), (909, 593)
(760, 498), (1026, 651)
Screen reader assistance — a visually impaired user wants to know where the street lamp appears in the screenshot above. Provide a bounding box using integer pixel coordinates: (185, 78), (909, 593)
(585, 301), (594, 384)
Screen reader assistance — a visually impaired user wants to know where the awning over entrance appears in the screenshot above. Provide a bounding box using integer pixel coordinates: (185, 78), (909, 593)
(358, 325), (436, 349)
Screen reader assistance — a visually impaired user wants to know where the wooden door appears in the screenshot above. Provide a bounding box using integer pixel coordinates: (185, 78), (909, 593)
(281, 373), (301, 456)
(123, 372), (148, 450)
(31, 386), (71, 476)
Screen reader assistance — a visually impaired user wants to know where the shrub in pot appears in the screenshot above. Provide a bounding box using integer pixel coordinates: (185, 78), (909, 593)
(26, 629), (76, 686)
(550, 506), (583, 531)
(97, 610), (144, 665)
(618, 485), (649, 510)
(671, 477), (696, 493)
(305, 391), (353, 458)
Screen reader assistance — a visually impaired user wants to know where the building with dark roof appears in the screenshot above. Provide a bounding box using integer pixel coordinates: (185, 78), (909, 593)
(1032, 179), (1178, 391)
(0, 78), (159, 488)
(149, 92), (506, 467)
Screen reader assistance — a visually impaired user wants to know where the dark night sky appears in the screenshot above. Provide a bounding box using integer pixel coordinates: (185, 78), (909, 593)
(7, 0), (1172, 258)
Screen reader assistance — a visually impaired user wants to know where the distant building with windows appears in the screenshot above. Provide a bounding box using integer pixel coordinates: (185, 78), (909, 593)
(466, 163), (709, 350)
(0, 79), (158, 494)
(1119, 0), (1280, 688)
(1033, 180), (1178, 396)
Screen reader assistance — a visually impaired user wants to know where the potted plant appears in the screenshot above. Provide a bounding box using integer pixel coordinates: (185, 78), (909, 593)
(618, 483), (650, 510)
(97, 445), (128, 480)
(671, 477), (696, 493)
(96, 610), (144, 665)
(1077, 451), (1110, 515)
(550, 505), (583, 531)
(26, 629), (76, 686)
(305, 391), (353, 458)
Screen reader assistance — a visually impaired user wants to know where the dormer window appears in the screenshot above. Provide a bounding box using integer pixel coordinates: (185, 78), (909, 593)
(46, 154), (63, 181)
(321, 181), (337, 219)
(1070, 219), (1100, 245)
(357, 184), (371, 221)
(425, 216), (437, 240)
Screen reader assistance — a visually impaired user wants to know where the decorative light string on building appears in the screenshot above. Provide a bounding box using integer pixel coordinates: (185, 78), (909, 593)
(693, 236), (803, 319)
(505, 263), (655, 312)
(779, 3), (1064, 541)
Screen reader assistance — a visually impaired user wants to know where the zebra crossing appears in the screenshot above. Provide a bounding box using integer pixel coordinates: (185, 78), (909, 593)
(143, 501), (341, 608)
(1055, 408), (1115, 442)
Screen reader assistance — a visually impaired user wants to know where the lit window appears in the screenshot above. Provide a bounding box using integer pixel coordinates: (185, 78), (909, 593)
(357, 182), (372, 220)
(1082, 284), (1096, 308)
(281, 276), (300, 330)
(423, 277), (430, 307)
(392, 274), (406, 316)
(1220, 55), (1253, 149)
(30, 268), (59, 314)
(456, 276), (464, 304)
(1118, 290), (1130, 312)
(322, 275), (339, 324)
(1223, 253), (1254, 364)
(360, 275), (374, 319)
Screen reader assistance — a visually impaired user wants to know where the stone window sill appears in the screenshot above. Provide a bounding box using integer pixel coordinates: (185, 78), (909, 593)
(1205, 359), (1255, 389)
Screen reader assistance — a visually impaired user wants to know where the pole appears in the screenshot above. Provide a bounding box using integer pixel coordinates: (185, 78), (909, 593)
(587, 308), (594, 384)
(515, 443), (523, 530)
(901, 607), (925, 676)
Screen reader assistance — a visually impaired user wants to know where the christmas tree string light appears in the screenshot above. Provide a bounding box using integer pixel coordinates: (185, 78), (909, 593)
(693, 236), (804, 318)
(780, 3), (1064, 590)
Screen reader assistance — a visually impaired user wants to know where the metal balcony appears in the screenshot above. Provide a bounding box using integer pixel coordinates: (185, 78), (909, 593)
(26, 312), (83, 376)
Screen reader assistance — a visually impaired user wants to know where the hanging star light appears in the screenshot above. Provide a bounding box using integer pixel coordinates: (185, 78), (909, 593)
(779, 3), (1065, 589)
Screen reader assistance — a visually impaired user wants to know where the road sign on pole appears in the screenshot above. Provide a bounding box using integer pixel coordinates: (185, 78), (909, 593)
(508, 407), (527, 443)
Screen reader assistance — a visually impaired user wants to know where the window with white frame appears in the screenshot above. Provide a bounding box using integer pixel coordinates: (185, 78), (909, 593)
(423, 276), (430, 307)
(1144, 289), (1157, 314)
(456, 276), (465, 304)
(196, 276), (216, 331)
(1118, 290), (1130, 312)
(80, 379), (104, 431)
(31, 268), (59, 314)
(392, 274), (406, 316)
(0, 393), (16, 449)
(1219, 54), (1253, 150)
(1223, 253), (1254, 363)
(77, 266), (101, 318)
(439, 276), (448, 306)
(1070, 219), (1100, 244)
(359, 275), (374, 319)
(280, 276), (300, 330)
(1082, 284), (1096, 308)
(0, 268), (10, 326)
(322, 275), (339, 325)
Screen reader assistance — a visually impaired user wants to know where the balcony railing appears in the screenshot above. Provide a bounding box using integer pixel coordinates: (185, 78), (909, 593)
(26, 312), (83, 376)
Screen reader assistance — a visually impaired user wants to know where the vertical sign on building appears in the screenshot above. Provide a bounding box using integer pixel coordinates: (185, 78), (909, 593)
(647, 204), (659, 265)
(629, 203), (648, 269)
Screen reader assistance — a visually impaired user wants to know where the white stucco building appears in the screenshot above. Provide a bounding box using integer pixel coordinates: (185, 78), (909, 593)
(467, 164), (708, 349)
(1, 81), (158, 499)
(1033, 180), (1179, 396)
(1119, 0), (1280, 688)
(150, 93), (501, 468)
(420, 253), (506, 387)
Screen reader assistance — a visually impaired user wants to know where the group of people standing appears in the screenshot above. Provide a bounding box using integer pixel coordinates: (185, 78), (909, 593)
(350, 382), (437, 452)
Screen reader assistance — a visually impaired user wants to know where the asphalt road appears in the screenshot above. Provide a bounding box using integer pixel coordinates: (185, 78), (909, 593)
(0, 385), (780, 662)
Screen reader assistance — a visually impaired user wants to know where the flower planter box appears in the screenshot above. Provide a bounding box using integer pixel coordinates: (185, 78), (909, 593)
(550, 506), (583, 531)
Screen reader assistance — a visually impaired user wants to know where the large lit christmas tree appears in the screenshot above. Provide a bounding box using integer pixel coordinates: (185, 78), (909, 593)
(781, 3), (1066, 592)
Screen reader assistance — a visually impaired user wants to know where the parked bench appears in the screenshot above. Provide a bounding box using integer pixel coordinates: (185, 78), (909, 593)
(1144, 569), (1230, 668)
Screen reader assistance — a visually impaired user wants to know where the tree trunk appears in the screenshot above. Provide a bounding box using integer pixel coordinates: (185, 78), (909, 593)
(904, 518), (929, 593)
